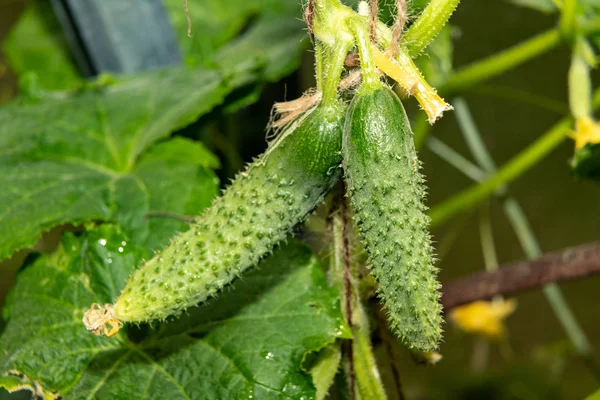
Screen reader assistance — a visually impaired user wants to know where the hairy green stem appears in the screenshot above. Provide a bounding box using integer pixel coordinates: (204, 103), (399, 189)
(426, 137), (486, 182)
(471, 84), (570, 115)
(402, 0), (461, 58)
(315, 43), (326, 94)
(430, 88), (600, 227)
(451, 98), (600, 380)
(429, 117), (569, 227)
(441, 29), (561, 96)
(560, 0), (578, 39)
(478, 203), (499, 273)
(353, 322), (388, 400)
(503, 199), (599, 378)
(322, 41), (354, 105)
(350, 17), (382, 91)
(330, 199), (387, 400)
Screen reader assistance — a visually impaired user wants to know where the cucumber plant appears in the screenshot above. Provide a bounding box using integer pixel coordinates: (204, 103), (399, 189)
(84, 0), (447, 354)
(4, 0), (600, 398)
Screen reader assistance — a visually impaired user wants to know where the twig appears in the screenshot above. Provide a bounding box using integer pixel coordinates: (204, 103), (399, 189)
(184, 0), (192, 38)
(339, 184), (356, 400)
(441, 241), (600, 310)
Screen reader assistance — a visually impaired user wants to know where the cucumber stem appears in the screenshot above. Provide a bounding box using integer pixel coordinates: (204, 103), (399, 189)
(329, 196), (387, 400)
(321, 40), (354, 105)
(315, 43), (326, 95)
(349, 17), (382, 92)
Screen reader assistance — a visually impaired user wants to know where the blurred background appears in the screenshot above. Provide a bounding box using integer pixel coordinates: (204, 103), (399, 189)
(1, 0), (600, 399)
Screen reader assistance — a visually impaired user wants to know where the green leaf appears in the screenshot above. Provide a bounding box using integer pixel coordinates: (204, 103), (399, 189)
(2, 4), (84, 91)
(0, 67), (224, 261)
(307, 344), (342, 400)
(163, 0), (307, 111)
(164, 0), (305, 74)
(0, 227), (348, 399)
(4, 0), (308, 93)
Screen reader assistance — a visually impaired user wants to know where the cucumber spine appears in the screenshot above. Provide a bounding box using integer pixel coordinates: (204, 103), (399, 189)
(342, 86), (443, 351)
(112, 103), (345, 323)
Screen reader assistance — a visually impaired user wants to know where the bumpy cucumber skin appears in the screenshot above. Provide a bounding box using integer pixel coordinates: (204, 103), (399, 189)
(114, 104), (345, 322)
(342, 87), (442, 351)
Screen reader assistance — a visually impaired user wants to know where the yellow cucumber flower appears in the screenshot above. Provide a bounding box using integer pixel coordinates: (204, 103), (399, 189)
(450, 299), (517, 341)
(572, 116), (600, 150)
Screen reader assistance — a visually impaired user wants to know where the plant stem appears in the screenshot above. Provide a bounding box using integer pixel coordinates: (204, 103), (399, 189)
(430, 88), (600, 227)
(471, 84), (570, 115)
(426, 136), (486, 182)
(441, 29), (561, 96)
(478, 202), (499, 273)
(322, 41), (354, 105)
(503, 198), (597, 367)
(330, 188), (388, 400)
(560, 0), (578, 39)
(448, 98), (600, 380)
(429, 116), (569, 227)
(350, 17), (382, 91)
(402, 0), (461, 58)
(441, 241), (600, 309)
(315, 43), (326, 94)
(353, 320), (389, 400)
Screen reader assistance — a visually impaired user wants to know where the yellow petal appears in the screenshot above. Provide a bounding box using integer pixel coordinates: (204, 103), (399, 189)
(450, 299), (517, 341)
(573, 116), (600, 150)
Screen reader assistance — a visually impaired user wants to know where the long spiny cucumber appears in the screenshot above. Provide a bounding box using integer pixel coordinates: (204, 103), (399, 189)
(89, 103), (345, 328)
(342, 86), (442, 352)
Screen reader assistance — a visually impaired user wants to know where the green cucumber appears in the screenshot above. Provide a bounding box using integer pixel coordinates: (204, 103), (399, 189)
(111, 103), (345, 324)
(342, 86), (442, 352)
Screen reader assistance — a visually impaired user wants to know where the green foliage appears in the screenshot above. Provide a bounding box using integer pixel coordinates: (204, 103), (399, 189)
(4, 0), (600, 397)
(0, 67), (225, 261)
(0, 0), (349, 397)
(0, 225), (347, 399)
(3, 0), (307, 94)
(2, 3), (83, 91)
